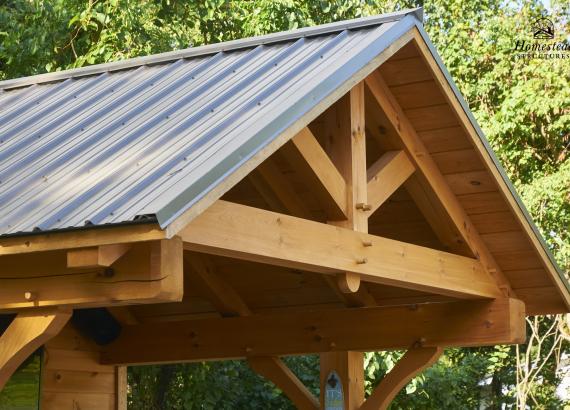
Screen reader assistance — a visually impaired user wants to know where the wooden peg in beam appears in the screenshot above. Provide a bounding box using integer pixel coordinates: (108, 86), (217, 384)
(337, 272), (361, 293)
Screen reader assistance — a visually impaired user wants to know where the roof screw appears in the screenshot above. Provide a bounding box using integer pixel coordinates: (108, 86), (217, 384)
(24, 291), (36, 301)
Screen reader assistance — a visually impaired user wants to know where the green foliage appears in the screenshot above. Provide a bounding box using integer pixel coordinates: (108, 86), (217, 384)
(128, 356), (319, 410)
(1, 0), (569, 408)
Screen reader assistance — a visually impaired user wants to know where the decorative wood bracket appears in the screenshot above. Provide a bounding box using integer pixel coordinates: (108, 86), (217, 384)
(0, 307), (71, 390)
(359, 345), (443, 410)
(248, 356), (319, 410)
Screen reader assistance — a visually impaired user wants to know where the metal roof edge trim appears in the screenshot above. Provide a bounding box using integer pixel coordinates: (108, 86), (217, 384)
(0, 8), (423, 91)
(158, 14), (420, 231)
(0, 218), (159, 240)
(413, 23), (570, 297)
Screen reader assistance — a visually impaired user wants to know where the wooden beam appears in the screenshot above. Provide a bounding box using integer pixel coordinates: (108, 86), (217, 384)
(0, 307), (71, 389)
(180, 200), (502, 299)
(359, 346), (443, 410)
(102, 298), (525, 365)
(365, 70), (514, 297)
(367, 151), (415, 214)
(0, 224), (164, 256)
(255, 158), (313, 220)
(248, 357), (319, 410)
(281, 127), (348, 220)
(185, 253), (251, 317)
(0, 238), (183, 310)
(67, 243), (131, 268)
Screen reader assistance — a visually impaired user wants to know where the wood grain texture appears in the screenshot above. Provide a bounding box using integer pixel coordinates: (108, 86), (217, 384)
(0, 307), (71, 390)
(366, 70), (513, 298)
(102, 298), (526, 365)
(0, 239), (183, 309)
(41, 324), (118, 410)
(181, 200), (502, 299)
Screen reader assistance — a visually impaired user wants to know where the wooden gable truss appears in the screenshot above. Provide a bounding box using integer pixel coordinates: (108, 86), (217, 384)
(2, 22), (564, 410)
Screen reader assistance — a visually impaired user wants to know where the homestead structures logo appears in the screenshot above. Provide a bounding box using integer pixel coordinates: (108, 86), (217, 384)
(532, 17), (554, 39)
(513, 15), (569, 59)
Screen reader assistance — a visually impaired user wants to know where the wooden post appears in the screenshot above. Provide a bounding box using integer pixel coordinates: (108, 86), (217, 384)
(0, 307), (71, 390)
(321, 83), (367, 409)
(321, 351), (365, 410)
(116, 366), (128, 410)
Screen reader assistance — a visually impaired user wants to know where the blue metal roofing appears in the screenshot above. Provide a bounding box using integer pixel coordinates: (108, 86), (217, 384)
(0, 9), (421, 236)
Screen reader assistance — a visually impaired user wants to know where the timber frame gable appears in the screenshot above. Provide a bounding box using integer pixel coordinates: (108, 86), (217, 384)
(0, 8), (567, 410)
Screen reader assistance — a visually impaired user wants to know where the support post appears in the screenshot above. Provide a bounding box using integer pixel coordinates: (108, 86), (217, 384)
(321, 83), (367, 409)
(321, 351), (365, 410)
(359, 346), (443, 410)
(0, 307), (71, 390)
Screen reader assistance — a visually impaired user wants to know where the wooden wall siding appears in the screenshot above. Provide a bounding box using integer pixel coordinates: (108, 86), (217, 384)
(381, 57), (433, 86)
(390, 80), (446, 109)
(368, 187), (446, 250)
(417, 126), (473, 153)
(41, 324), (116, 410)
(379, 42), (563, 313)
(457, 192), (510, 214)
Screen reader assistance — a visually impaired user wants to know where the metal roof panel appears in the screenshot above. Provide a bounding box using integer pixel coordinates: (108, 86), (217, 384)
(0, 10), (418, 235)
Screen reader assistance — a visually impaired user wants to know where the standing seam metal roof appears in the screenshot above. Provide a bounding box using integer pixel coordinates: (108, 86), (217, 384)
(0, 8), (422, 236)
